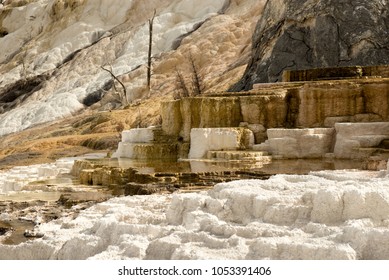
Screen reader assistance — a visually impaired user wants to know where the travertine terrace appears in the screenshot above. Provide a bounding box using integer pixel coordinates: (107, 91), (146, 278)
(157, 65), (389, 161)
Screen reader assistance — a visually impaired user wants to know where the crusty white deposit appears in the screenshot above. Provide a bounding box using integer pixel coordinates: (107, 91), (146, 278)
(1, 167), (389, 260)
(0, 154), (104, 194)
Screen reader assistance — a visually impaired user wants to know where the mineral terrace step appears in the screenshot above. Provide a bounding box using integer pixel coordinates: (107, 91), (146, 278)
(207, 150), (269, 161)
(152, 128), (179, 143)
(114, 142), (178, 160)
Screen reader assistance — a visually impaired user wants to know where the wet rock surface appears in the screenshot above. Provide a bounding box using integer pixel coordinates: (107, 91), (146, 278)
(121, 170), (272, 195)
(72, 159), (274, 196)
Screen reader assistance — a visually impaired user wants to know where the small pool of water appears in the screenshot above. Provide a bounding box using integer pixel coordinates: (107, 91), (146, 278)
(0, 191), (62, 202)
(0, 219), (35, 245)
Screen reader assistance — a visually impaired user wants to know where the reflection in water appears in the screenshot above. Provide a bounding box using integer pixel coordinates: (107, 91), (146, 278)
(87, 157), (363, 175)
(257, 158), (363, 174)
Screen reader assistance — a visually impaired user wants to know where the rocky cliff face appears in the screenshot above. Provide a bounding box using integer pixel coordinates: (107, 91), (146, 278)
(232, 0), (389, 90)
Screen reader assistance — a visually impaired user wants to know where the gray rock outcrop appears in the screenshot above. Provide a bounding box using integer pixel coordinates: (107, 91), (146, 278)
(232, 0), (389, 90)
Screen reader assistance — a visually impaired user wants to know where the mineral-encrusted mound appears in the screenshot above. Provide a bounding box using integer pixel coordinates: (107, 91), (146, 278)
(232, 0), (389, 90)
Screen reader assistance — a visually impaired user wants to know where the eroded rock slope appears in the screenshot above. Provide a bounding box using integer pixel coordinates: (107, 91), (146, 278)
(0, 0), (266, 136)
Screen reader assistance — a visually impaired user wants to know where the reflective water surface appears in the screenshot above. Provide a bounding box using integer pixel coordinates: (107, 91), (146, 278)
(88, 157), (364, 174)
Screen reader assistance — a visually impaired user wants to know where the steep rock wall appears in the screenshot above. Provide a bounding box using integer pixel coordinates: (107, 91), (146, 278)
(232, 0), (389, 90)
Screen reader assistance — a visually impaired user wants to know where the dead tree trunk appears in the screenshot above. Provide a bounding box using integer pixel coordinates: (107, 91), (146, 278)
(147, 10), (156, 91)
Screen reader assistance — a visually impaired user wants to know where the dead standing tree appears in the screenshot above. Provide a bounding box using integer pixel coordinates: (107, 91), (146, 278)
(174, 67), (190, 98)
(189, 53), (203, 96)
(174, 53), (204, 99)
(147, 10), (156, 92)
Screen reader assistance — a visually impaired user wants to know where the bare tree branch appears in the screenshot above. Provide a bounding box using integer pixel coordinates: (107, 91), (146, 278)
(101, 66), (128, 105)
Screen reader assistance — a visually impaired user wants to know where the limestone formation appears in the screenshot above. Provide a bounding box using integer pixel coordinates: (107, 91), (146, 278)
(162, 93), (287, 142)
(232, 0), (389, 90)
(0, 157), (80, 194)
(334, 122), (389, 159)
(188, 128), (254, 159)
(256, 128), (335, 159)
(6, 169), (389, 260)
(162, 77), (389, 145)
(160, 64), (389, 161)
(283, 65), (389, 82)
(121, 129), (155, 143)
(113, 127), (178, 160)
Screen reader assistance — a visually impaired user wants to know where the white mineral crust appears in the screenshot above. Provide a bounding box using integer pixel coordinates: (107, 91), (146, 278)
(0, 154), (104, 194)
(2, 167), (389, 260)
(334, 122), (389, 159)
(189, 128), (254, 159)
(258, 128), (335, 158)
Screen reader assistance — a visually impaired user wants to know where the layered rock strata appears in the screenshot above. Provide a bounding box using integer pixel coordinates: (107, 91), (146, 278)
(113, 127), (178, 160)
(162, 78), (389, 141)
(283, 65), (389, 82)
